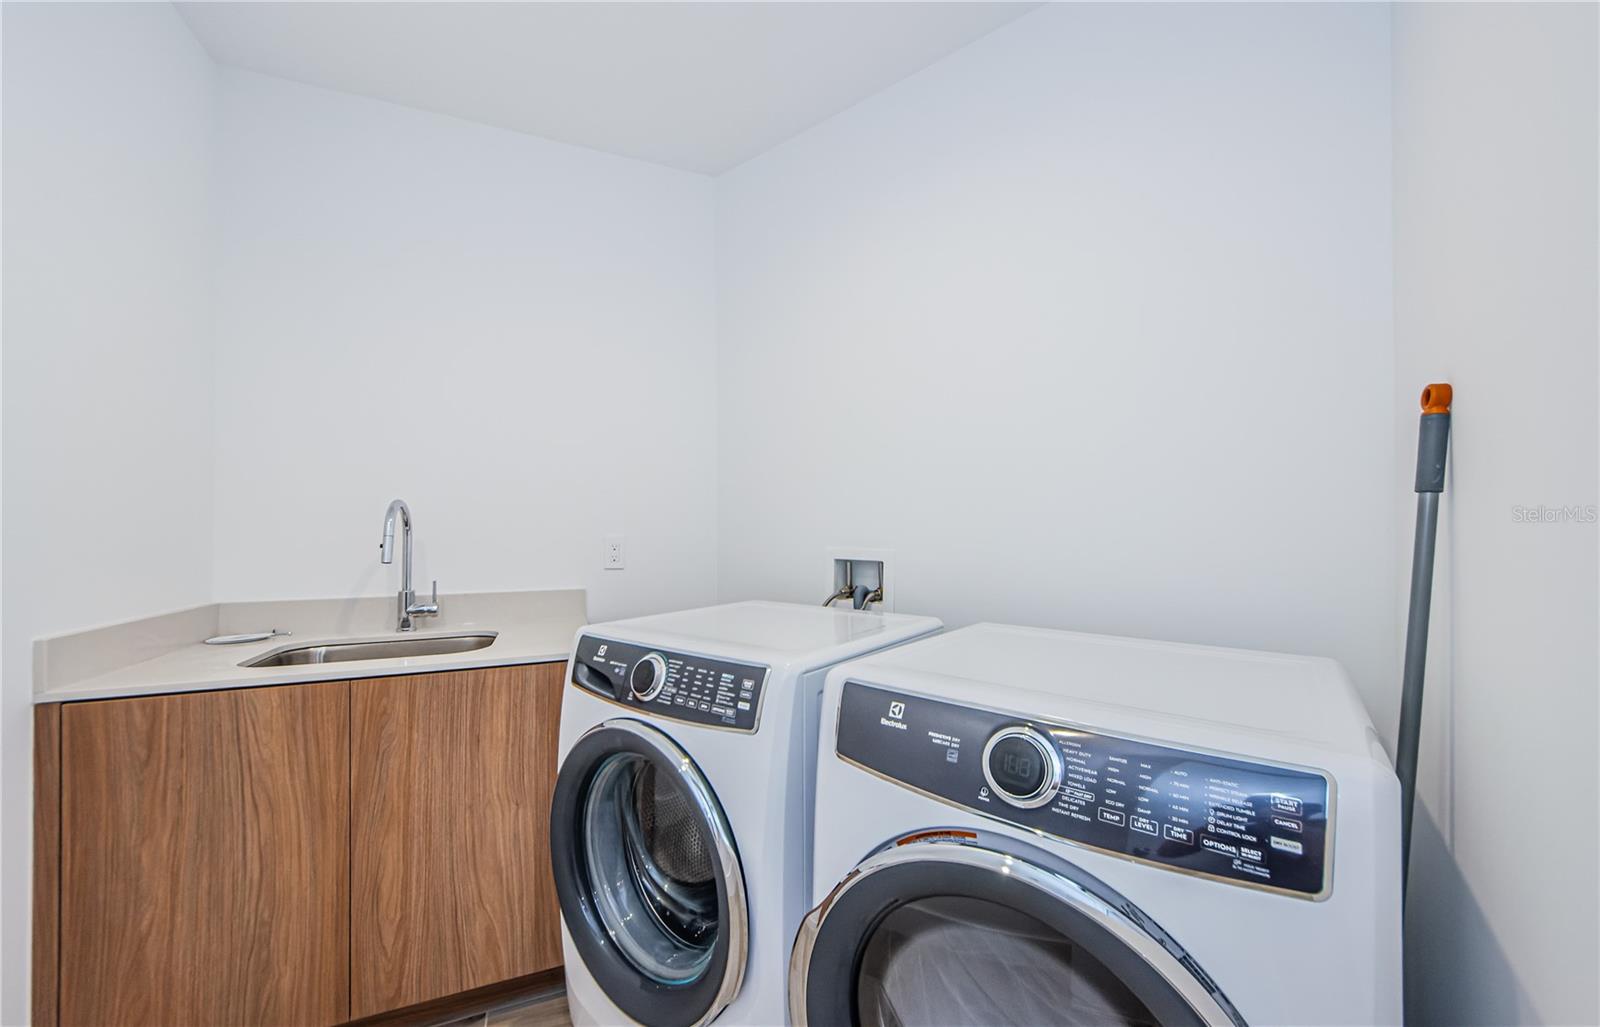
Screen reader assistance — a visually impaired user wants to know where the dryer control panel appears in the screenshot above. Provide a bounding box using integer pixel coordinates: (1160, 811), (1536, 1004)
(836, 682), (1332, 899)
(570, 635), (769, 732)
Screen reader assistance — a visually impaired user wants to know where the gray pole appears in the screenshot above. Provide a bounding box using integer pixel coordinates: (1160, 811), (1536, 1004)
(1395, 384), (1451, 899)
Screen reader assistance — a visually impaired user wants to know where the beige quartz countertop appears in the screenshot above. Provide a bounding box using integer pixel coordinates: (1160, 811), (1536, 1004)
(33, 589), (585, 704)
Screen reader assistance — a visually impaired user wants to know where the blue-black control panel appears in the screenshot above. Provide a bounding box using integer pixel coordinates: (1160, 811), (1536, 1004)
(571, 634), (769, 732)
(836, 682), (1332, 899)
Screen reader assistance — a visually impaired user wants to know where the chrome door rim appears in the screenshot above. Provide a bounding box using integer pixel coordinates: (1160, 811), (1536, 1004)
(789, 831), (1242, 1027)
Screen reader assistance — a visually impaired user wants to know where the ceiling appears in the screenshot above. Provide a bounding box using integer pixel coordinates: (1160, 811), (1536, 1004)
(176, 2), (1039, 176)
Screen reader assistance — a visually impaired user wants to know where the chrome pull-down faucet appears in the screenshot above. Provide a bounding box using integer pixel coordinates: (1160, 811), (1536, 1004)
(380, 498), (439, 632)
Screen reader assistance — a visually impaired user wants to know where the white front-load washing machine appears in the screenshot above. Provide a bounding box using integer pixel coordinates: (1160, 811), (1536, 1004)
(551, 601), (941, 1027)
(792, 624), (1402, 1027)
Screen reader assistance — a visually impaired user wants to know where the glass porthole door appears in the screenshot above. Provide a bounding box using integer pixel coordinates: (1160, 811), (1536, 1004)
(789, 830), (1245, 1027)
(551, 719), (747, 1027)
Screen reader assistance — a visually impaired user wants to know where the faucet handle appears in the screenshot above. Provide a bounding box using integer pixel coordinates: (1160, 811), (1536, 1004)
(406, 580), (441, 618)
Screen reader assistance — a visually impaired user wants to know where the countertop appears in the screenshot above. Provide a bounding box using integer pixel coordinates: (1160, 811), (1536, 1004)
(33, 589), (586, 704)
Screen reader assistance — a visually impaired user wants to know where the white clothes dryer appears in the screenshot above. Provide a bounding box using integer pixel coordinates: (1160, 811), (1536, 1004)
(793, 624), (1402, 1027)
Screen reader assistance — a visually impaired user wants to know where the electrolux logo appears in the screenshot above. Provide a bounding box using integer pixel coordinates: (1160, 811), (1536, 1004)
(880, 700), (908, 731)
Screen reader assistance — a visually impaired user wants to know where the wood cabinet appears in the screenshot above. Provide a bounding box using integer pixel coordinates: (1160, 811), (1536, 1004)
(350, 663), (564, 1018)
(57, 683), (350, 1027)
(36, 661), (566, 1027)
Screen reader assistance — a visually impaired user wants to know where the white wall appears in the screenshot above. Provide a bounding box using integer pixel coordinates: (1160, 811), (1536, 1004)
(0, 4), (217, 1021)
(717, 3), (1399, 728)
(1393, 4), (1599, 1024)
(209, 70), (719, 623)
(6, 6), (1596, 1025)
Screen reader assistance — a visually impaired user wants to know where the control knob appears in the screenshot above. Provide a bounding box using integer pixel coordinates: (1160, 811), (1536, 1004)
(629, 653), (668, 702)
(981, 726), (1064, 809)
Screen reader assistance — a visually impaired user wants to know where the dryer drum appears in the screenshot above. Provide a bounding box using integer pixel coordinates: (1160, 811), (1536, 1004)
(624, 762), (719, 947)
(633, 762), (717, 884)
(857, 894), (1159, 1027)
(789, 830), (1245, 1027)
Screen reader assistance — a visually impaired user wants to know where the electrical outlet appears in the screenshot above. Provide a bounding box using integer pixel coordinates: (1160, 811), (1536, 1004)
(604, 535), (626, 570)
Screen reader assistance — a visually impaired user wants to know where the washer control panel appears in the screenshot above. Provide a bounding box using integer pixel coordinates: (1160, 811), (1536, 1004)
(836, 682), (1332, 899)
(571, 635), (769, 732)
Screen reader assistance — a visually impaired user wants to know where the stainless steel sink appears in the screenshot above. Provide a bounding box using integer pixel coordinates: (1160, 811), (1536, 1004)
(243, 632), (498, 668)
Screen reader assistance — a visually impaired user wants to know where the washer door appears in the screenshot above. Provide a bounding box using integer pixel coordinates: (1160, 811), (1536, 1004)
(790, 830), (1245, 1027)
(551, 719), (747, 1027)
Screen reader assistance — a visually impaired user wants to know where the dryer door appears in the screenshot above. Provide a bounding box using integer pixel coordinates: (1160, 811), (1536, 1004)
(790, 830), (1245, 1027)
(551, 719), (747, 1027)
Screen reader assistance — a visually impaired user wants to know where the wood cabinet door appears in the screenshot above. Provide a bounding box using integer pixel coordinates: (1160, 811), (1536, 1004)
(59, 683), (350, 1027)
(349, 663), (564, 1017)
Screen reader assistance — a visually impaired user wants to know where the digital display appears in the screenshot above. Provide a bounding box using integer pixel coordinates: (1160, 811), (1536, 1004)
(1001, 751), (1034, 779)
(987, 736), (1046, 797)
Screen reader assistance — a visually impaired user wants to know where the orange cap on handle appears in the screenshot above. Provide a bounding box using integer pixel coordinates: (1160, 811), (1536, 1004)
(1420, 383), (1452, 414)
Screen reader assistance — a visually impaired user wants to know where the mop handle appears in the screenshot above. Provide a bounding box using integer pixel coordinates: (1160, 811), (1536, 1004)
(1396, 383), (1452, 898)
